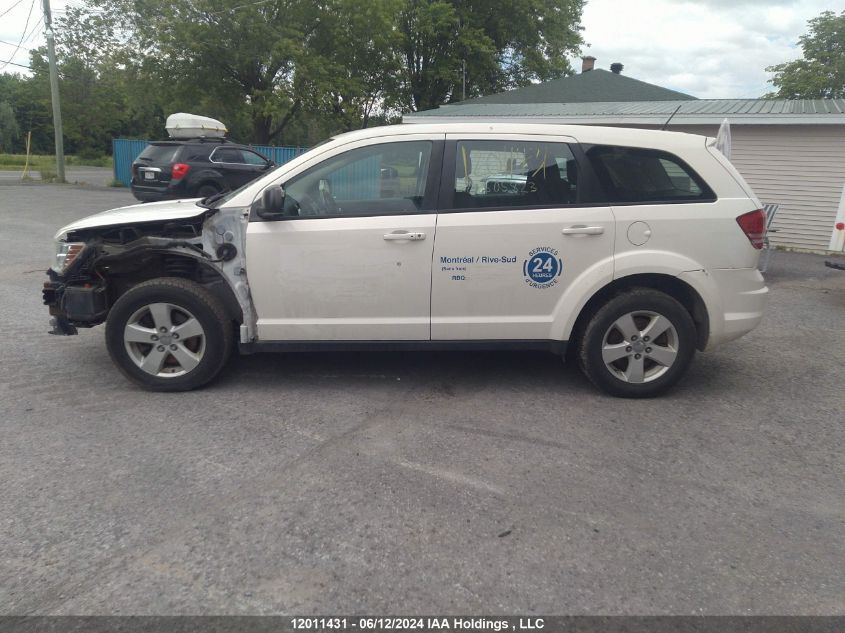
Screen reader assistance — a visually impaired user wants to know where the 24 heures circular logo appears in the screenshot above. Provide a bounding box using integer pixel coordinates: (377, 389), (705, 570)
(523, 247), (563, 289)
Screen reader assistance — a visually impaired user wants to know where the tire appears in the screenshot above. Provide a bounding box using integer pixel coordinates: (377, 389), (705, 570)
(578, 288), (696, 398)
(196, 183), (220, 198)
(105, 278), (233, 392)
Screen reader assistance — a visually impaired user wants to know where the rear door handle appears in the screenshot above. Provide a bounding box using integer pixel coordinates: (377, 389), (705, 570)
(562, 225), (604, 236)
(383, 231), (426, 241)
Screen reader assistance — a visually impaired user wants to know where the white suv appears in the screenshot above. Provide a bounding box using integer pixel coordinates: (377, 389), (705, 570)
(44, 123), (768, 397)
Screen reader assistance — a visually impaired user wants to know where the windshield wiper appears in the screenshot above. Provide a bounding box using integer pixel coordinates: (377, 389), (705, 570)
(197, 191), (229, 209)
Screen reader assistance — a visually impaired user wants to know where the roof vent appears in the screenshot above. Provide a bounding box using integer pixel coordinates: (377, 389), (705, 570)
(581, 56), (596, 73)
(610, 62), (624, 74)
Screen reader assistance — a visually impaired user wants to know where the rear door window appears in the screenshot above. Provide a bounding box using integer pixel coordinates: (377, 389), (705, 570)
(586, 145), (714, 203)
(211, 148), (244, 164)
(450, 140), (579, 210)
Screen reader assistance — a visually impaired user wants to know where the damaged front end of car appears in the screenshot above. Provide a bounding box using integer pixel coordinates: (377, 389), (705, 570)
(43, 206), (257, 341)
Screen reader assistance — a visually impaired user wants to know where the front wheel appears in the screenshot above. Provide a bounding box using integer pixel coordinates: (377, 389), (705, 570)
(105, 278), (233, 391)
(578, 288), (697, 398)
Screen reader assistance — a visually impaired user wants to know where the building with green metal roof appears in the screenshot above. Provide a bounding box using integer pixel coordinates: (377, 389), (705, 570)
(454, 67), (696, 105)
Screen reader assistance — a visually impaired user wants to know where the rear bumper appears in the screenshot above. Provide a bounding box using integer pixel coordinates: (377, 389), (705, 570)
(679, 267), (768, 350)
(130, 179), (189, 202)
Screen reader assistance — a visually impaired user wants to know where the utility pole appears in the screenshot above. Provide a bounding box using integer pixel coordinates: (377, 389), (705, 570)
(456, 16), (466, 102)
(41, 0), (65, 182)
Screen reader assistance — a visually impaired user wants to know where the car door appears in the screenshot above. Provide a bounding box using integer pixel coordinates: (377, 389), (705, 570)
(430, 133), (615, 341)
(238, 148), (274, 185)
(246, 135), (442, 341)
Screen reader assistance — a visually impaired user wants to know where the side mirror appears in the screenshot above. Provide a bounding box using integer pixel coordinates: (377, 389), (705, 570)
(263, 160), (275, 170)
(256, 185), (286, 219)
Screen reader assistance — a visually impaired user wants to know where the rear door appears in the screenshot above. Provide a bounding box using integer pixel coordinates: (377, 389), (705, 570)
(431, 133), (615, 341)
(210, 147), (268, 188)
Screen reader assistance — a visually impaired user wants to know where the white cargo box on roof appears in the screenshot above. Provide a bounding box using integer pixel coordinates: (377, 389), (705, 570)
(165, 113), (227, 139)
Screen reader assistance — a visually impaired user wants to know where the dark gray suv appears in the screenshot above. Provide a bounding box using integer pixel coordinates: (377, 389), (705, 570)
(130, 139), (274, 202)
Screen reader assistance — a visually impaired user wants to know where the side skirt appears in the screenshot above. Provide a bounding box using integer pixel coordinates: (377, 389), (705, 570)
(239, 339), (568, 356)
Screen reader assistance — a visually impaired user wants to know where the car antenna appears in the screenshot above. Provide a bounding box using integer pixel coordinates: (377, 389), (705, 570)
(661, 104), (683, 131)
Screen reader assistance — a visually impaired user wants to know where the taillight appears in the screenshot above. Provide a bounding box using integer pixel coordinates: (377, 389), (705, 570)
(736, 209), (766, 249)
(171, 163), (190, 180)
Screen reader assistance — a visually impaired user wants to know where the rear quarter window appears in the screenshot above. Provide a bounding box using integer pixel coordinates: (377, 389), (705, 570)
(586, 145), (715, 204)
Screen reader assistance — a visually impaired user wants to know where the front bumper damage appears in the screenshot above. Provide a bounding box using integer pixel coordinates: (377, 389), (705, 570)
(44, 277), (76, 335)
(44, 274), (109, 335)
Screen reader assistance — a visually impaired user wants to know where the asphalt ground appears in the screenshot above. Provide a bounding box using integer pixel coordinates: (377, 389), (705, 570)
(0, 183), (843, 615)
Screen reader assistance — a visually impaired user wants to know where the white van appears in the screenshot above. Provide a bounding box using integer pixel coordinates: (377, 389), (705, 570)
(44, 124), (768, 397)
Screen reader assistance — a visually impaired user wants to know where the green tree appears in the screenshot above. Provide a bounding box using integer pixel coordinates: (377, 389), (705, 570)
(95, 0), (314, 144)
(0, 72), (52, 154)
(0, 101), (20, 151)
(3, 0), (586, 150)
(400, 0), (585, 111)
(767, 10), (845, 99)
(302, 0), (406, 131)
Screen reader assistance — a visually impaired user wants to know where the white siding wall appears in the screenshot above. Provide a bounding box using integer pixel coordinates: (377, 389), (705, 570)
(655, 124), (845, 251)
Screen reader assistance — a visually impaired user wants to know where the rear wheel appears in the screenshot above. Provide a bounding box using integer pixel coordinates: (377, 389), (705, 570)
(578, 288), (696, 398)
(105, 278), (232, 391)
(196, 183), (220, 198)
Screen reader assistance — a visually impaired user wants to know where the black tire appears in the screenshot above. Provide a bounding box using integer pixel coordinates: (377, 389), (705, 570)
(105, 278), (233, 392)
(195, 183), (221, 198)
(578, 288), (696, 398)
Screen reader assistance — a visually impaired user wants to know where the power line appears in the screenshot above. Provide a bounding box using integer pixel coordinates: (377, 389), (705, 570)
(0, 0), (27, 18)
(0, 58), (31, 69)
(0, 0), (37, 73)
(0, 37), (32, 50)
(21, 16), (43, 46)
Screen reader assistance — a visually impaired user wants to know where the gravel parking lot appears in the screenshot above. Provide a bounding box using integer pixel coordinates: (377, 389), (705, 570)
(1, 183), (843, 615)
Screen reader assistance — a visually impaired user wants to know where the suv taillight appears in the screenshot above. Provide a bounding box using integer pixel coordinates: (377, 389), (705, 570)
(171, 163), (190, 180)
(736, 209), (766, 249)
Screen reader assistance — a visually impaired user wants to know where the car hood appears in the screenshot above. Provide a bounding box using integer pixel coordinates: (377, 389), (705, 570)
(54, 198), (208, 239)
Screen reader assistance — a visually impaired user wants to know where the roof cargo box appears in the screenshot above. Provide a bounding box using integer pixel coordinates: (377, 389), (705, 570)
(165, 113), (227, 139)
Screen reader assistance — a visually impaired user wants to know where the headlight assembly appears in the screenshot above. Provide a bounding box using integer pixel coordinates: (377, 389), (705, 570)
(52, 241), (86, 273)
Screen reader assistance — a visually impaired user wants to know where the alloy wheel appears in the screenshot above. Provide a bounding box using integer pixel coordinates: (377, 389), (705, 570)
(601, 310), (679, 383)
(123, 302), (207, 378)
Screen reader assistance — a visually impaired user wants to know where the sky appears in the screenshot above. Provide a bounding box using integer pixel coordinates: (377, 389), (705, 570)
(0, 0), (74, 75)
(0, 0), (837, 99)
(570, 0), (836, 98)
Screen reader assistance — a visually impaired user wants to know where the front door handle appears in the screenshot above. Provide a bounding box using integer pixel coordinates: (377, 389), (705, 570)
(383, 231), (426, 241)
(562, 225), (604, 236)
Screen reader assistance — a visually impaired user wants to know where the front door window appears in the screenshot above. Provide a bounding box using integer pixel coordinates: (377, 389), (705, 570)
(282, 141), (432, 217)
